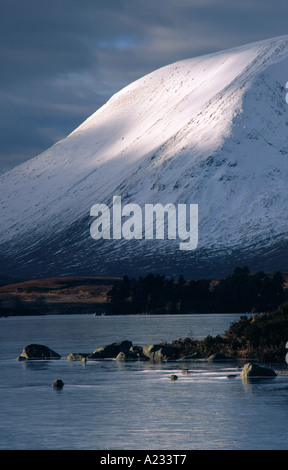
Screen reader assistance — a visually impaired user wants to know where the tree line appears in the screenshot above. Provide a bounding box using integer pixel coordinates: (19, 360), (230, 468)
(107, 266), (286, 314)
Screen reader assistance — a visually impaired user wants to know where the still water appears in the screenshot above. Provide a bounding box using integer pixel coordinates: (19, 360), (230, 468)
(0, 313), (287, 450)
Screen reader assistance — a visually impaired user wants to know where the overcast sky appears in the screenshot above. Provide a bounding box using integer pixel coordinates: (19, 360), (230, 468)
(0, 0), (287, 174)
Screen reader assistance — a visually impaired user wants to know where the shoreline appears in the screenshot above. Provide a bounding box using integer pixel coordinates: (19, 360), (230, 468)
(1, 267), (287, 316)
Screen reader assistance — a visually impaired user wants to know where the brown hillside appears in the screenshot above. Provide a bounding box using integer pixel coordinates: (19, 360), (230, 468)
(0, 276), (121, 315)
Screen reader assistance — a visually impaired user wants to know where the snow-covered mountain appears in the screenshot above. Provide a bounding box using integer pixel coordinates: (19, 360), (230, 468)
(1, 35), (288, 279)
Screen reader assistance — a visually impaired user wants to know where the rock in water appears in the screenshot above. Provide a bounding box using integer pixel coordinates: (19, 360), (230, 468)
(52, 379), (64, 389)
(116, 350), (138, 361)
(170, 375), (178, 381)
(65, 353), (89, 361)
(142, 344), (174, 361)
(17, 344), (61, 360)
(240, 362), (277, 378)
(87, 340), (133, 359)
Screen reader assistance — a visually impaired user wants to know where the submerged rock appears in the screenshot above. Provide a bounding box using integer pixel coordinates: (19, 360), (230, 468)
(17, 344), (61, 360)
(240, 362), (277, 378)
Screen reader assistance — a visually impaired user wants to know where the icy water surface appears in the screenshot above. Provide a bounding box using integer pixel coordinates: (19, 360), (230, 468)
(0, 314), (287, 450)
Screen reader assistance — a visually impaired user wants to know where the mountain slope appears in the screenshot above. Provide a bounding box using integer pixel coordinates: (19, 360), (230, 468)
(1, 35), (288, 279)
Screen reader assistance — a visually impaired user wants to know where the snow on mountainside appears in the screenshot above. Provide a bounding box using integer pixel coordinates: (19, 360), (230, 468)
(1, 35), (288, 279)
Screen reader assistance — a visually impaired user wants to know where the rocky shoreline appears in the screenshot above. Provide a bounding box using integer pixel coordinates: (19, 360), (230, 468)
(17, 340), (182, 362)
(16, 303), (288, 381)
(16, 341), (280, 380)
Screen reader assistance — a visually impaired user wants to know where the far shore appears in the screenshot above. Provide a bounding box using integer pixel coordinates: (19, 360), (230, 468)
(1, 267), (287, 317)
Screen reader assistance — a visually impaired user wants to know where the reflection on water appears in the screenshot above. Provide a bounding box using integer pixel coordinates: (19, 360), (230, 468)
(0, 314), (287, 450)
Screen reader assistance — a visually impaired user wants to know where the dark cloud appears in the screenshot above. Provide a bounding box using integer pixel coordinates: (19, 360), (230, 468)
(0, 0), (288, 173)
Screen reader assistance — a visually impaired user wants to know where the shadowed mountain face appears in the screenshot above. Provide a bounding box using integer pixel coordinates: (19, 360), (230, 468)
(1, 36), (288, 280)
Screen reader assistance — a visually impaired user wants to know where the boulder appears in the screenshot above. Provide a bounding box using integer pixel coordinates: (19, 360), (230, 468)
(52, 379), (64, 389)
(142, 344), (174, 361)
(116, 345), (147, 361)
(17, 344), (61, 360)
(116, 350), (138, 361)
(130, 345), (144, 356)
(240, 362), (277, 378)
(87, 340), (133, 359)
(65, 353), (89, 361)
(170, 374), (178, 381)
